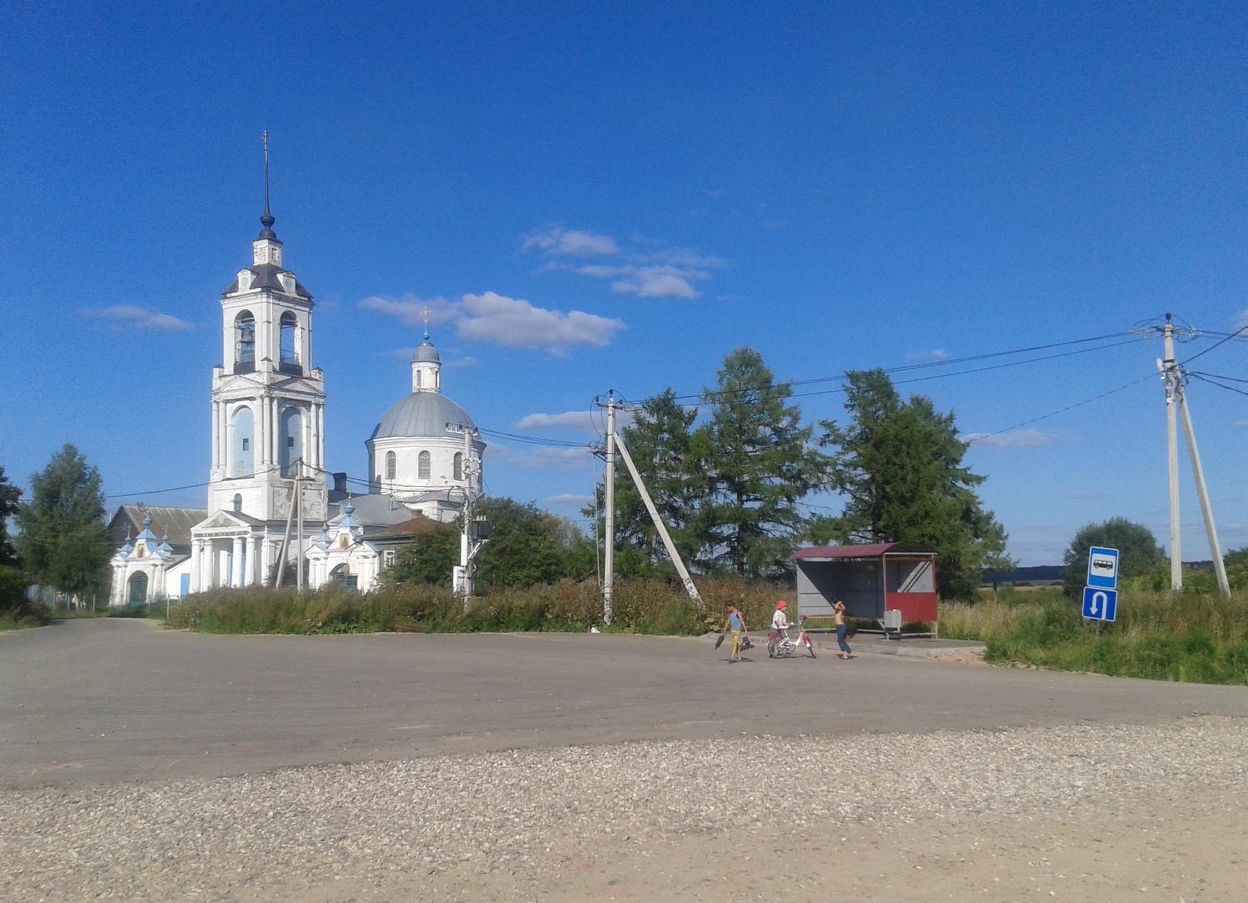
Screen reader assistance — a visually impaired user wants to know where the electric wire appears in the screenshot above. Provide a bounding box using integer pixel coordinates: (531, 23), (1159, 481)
(1182, 323), (1248, 366)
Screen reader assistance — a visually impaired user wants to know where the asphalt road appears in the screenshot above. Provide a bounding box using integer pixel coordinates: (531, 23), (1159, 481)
(2, 618), (1246, 789)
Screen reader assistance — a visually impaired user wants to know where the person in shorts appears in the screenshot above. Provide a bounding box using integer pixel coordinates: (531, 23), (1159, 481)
(719, 605), (749, 662)
(834, 599), (854, 659)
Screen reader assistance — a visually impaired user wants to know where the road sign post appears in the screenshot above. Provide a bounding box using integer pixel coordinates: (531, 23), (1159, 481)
(1082, 546), (1120, 622)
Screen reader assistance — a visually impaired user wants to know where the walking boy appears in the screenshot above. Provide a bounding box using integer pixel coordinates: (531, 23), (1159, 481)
(719, 605), (749, 662)
(833, 599), (854, 659)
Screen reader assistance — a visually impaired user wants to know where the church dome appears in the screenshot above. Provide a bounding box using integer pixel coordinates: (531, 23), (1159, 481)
(371, 392), (476, 439)
(413, 341), (440, 364)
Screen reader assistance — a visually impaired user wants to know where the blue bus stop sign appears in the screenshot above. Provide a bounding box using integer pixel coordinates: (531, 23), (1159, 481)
(1082, 586), (1118, 622)
(1087, 546), (1120, 589)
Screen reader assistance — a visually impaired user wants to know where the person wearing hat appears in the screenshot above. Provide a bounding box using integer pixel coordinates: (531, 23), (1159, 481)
(768, 599), (791, 657)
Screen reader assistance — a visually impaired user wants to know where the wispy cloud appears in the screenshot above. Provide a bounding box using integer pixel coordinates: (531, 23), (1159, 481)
(81, 305), (194, 332)
(525, 227), (726, 300)
(965, 429), (1072, 449)
(1235, 420), (1248, 429)
(1235, 308), (1248, 331)
(546, 493), (593, 507)
(906, 349), (948, 363)
(383, 347), (477, 368)
(488, 444), (594, 471)
(516, 409), (633, 432)
(523, 227), (620, 257)
(360, 292), (625, 355)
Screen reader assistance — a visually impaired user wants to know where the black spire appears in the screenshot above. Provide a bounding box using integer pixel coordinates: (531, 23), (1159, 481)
(258, 130), (278, 240)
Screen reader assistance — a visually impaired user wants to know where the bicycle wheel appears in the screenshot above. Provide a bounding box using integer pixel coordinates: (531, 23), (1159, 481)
(806, 641), (816, 659)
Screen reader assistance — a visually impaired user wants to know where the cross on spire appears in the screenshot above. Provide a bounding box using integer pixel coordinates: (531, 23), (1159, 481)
(422, 304), (431, 340)
(259, 130), (277, 239)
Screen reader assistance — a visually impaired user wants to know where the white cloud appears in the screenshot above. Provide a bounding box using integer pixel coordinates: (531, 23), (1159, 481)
(965, 429), (1072, 449)
(517, 411), (599, 431)
(361, 292), (624, 355)
(444, 355), (478, 370)
(525, 228), (726, 300)
(523, 227), (620, 257)
(81, 305), (194, 332)
(457, 291), (624, 353)
(546, 493), (593, 507)
(1235, 308), (1248, 331)
(359, 294), (458, 327)
(906, 349), (949, 363)
(1235, 420), (1248, 429)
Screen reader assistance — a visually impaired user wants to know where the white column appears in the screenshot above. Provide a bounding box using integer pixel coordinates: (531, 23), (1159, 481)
(250, 536), (262, 585)
(190, 540), (201, 592)
(211, 402), (220, 472)
(231, 536), (244, 587)
(272, 399), (282, 472)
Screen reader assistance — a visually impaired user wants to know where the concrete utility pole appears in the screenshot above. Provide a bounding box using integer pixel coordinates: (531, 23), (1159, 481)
(1161, 316), (1183, 591)
(273, 459), (300, 589)
(1175, 379), (1232, 597)
(602, 391), (616, 625)
(447, 423), (483, 605)
(613, 432), (704, 606)
(296, 458), (305, 595)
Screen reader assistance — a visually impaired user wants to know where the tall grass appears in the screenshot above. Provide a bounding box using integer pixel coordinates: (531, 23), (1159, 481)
(163, 578), (793, 636)
(942, 585), (1248, 684)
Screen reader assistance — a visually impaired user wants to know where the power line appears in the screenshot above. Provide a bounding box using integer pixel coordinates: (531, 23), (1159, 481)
(1182, 323), (1248, 366)
(1188, 373), (1248, 399)
(965, 373), (1156, 445)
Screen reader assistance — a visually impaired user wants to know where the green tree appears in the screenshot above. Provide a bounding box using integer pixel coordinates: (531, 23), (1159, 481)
(588, 389), (702, 576)
(1061, 518), (1163, 598)
(474, 498), (594, 589)
(13, 444), (111, 602)
(819, 369), (1011, 600)
(690, 348), (827, 578)
(386, 523), (461, 587)
(0, 465), (20, 567)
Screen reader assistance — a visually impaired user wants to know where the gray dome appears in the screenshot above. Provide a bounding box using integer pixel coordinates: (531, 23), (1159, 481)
(371, 392), (476, 439)
(413, 341), (441, 363)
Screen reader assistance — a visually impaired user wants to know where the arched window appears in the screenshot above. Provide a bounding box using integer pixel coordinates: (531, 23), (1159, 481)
(232, 493), (243, 513)
(453, 452), (463, 481)
(385, 451), (397, 481)
(229, 406), (254, 477)
(234, 311), (255, 373)
(415, 370), (422, 389)
(279, 312), (299, 372)
(279, 406), (303, 477)
(418, 450), (431, 480)
(128, 572), (148, 605)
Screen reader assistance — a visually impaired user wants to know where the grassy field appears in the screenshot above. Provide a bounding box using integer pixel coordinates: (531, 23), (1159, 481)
(941, 585), (1248, 684)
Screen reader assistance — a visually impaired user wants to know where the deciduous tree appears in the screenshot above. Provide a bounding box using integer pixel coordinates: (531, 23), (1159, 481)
(1061, 518), (1163, 598)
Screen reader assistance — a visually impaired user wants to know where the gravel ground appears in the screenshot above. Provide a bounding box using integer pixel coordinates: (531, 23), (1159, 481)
(2, 716), (1245, 901)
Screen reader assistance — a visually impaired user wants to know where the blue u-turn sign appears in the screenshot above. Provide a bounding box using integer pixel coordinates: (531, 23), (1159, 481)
(1082, 586), (1118, 622)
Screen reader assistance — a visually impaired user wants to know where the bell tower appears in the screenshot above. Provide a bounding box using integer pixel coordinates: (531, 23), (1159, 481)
(206, 133), (327, 523)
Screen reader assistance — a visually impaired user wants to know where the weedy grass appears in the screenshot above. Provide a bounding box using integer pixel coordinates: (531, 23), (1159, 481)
(163, 578), (793, 637)
(941, 585), (1248, 684)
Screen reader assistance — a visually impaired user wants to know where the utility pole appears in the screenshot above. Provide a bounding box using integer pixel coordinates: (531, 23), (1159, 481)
(600, 391), (616, 625)
(447, 423), (483, 605)
(1176, 378), (1232, 597)
(273, 459), (299, 588)
(295, 458), (304, 595)
(613, 432), (703, 606)
(1160, 315), (1183, 591)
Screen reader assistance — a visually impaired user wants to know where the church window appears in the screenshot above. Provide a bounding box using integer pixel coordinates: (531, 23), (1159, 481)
(229, 407), (254, 478)
(127, 572), (148, 605)
(233, 494), (243, 513)
(234, 311), (256, 373)
(385, 451), (396, 481)
(279, 312), (300, 371)
(418, 450), (431, 480)
(383, 550), (396, 568)
(279, 406), (303, 476)
(415, 370), (422, 389)
(453, 452), (463, 481)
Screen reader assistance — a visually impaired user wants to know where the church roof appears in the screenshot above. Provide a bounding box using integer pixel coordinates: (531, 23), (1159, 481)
(221, 263), (312, 300)
(413, 341), (440, 363)
(108, 506), (206, 552)
(371, 392), (477, 440)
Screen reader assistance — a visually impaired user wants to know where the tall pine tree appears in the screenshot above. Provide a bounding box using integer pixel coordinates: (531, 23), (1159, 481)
(818, 369), (1011, 599)
(691, 348), (826, 578)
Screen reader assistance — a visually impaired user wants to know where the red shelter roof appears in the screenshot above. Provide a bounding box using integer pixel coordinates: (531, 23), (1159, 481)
(791, 543), (935, 560)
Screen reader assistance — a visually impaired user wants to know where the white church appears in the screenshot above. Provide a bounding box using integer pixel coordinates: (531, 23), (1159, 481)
(108, 183), (485, 606)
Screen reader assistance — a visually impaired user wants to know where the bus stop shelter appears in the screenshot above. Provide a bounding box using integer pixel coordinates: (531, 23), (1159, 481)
(792, 543), (939, 633)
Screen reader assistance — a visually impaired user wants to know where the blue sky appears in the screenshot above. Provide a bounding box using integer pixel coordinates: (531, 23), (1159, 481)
(1, 2), (1245, 566)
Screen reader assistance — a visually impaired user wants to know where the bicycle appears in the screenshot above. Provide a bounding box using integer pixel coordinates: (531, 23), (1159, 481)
(768, 615), (816, 659)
